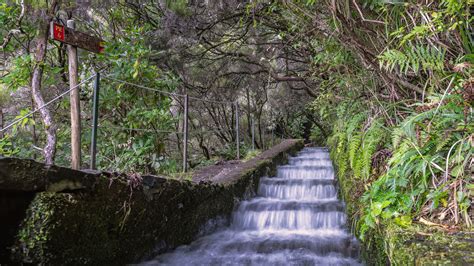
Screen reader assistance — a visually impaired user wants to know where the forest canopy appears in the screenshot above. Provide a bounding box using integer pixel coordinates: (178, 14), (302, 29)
(0, 0), (472, 240)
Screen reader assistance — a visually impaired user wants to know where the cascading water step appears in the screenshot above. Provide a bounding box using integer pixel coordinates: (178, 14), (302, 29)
(298, 147), (329, 152)
(295, 150), (330, 158)
(288, 156), (332, 164)
(140, 147), (362, 266)
(278, 165), (334, 171)
(277, 166), (335, 179)
(218, 231), (359, 258)
(153, 252), (361, 266)
(232, 211), (347, 230)
(236, 198), (345, 212)
(260, 177), (337, 185)
(258, 177), (338, 200)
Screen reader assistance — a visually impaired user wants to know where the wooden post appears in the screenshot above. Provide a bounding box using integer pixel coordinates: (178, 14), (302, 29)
(0, 109), (3, 139)
(235, 102), (240, 160)
(90, 72), (100, 170)
(251, 115), (255, 150)
(67, 20), (81, 170)
(272, 129), (274, 147)
(182, 95), (189, 172)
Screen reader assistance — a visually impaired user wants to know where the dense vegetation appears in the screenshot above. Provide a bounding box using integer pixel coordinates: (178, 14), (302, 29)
(1, 0), (472, 261)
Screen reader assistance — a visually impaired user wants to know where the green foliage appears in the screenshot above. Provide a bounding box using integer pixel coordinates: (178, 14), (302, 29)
(0, 0), (187, 174)
(378, 45), (445, 74)
(357, 92), (473, 238)
(165, 0), (190, 16)
(244, 149), (261, 161)
(218, 143), (244, 161)
(0, 54), (33, 91)
(309, 125), (326, 145)
(325, 73), (472, 240)
(0, 3), (22, 53)
(17, 193), (57, 261)
(360, 121), (386, 179)
(287, 114), (308, 139)
(309, 0), (474, 246)
(91, 26), (178, 174)
(0, 134), (19, 156)
(348, 132), (362, 168)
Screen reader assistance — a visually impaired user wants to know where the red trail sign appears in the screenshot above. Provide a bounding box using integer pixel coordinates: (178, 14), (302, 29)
(51, 22), (104, 53)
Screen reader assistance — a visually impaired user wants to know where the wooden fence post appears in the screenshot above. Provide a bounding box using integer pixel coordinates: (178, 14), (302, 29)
(90, 72), (100, 170)
(251, 115), (255, 150)
(67, 20), (81, 170)
(235, 102), (240, 160)
(182, 94), (189, 172)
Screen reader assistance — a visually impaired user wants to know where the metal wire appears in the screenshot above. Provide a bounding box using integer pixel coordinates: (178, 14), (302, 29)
(0, 75), (96, 133)
(96, 125), (233, 136)
(97, 124), (183, 134)
(188, 95), (234, 105)
(188, 128), (232, 135)
(102, 76), (235, 105)
(102, 76), (186, 98)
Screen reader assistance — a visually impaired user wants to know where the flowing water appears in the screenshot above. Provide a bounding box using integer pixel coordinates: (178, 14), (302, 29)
(141, 147), (362, 265)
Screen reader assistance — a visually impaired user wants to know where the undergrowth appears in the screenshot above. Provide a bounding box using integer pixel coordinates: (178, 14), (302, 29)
(327, 90), (473, 241)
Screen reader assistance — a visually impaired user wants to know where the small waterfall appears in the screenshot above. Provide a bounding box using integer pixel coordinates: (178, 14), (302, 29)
(141, 147), (361, 265)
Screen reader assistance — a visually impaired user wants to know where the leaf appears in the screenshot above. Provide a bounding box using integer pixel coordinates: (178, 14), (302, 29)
(394, 215), (412, 227)
(450, 165), (464, 177)
(371, 200), (391, 217)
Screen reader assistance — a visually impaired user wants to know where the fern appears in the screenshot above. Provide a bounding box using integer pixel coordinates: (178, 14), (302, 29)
(361, 121), (385, 179)
(391, 127), (404, 149)
(346, 112), (366, 140)
(378, 45), (445, 74)
(400, 108), (437, 141)
(348, 132), (363, 168)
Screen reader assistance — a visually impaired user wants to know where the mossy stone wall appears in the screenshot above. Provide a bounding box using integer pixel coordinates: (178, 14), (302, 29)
(3, 139), (304, 265)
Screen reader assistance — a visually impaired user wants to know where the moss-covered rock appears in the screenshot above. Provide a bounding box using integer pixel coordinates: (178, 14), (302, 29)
(2, 139), (304, 265)
(383, 223), (474, 265)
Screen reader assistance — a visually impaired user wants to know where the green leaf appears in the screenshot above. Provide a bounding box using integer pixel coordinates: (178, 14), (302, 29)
(394, 215), (412, 227)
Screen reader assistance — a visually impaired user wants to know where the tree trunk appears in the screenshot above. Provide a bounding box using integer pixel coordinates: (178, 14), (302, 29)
(31, 96), (37, 160)
(246, 87), (252, 141)
(0, 108), (3, 139)
(198, 137), (210, 160)
(31, 0), (59, 165)
(258, 115), (263, 149)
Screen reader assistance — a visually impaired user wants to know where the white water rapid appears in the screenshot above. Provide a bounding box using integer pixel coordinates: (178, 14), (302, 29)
(142, 147), (362, 265)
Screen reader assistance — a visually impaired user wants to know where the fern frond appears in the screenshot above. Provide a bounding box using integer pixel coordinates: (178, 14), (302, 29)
(349, 132), (363, 168)
(391, 127), (405, 149)
(378, 45), (445, 74)
(435, 134), (452, 152)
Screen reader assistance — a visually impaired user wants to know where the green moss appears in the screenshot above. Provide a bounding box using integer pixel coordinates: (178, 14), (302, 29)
(11, 139), (304, 265)
(16, 193), (55, 263)
(383, 223), (474, 265)
(333, 163), (389, 265)
(46, 180), (86, 192)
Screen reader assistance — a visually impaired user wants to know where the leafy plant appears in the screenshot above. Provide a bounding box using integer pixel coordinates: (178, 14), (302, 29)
(379, 45), (445, 74)
(357, 92), (473, 238)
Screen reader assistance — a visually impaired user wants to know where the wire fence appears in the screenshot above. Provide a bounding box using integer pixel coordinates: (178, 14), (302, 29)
(0, 72), (281, 174)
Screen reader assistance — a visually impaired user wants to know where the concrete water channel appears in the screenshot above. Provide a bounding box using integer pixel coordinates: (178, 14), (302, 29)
(141, 147), (361, 265)
(1, 140), (364, 265)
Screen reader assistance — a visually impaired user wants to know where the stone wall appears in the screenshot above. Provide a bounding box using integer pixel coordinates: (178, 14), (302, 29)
(0, 139), (304, 265)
